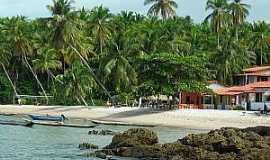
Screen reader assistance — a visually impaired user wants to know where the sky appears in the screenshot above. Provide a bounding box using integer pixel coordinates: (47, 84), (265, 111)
(0, 0), (269, 23)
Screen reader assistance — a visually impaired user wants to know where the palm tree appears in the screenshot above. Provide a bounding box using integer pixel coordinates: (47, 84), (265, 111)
(144, 0), (178, 19)
(100, 43), (137, 93)
(215, 35), (255, 83)
(47, 0), (74, 16)
(205, 0), (230, 47)
(0, 24), (18, 100)
(55, 61), (96, 105)
(47, 0), (78, 72)
(251, 22), (270, 65)
(229, 0), (251, 40)
(3, 16), (49, 103)
(33, 47), (62, 87)
(89, 6), (112, 56)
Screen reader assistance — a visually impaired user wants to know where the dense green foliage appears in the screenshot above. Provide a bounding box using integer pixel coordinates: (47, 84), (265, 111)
(0, 0), (269, 105)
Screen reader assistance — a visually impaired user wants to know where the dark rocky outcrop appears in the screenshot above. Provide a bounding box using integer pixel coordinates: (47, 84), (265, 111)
(94, 127), (270, 160)
(105, 128), (159, 148)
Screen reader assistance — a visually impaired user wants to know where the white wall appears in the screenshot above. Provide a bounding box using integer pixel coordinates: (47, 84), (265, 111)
(250, 102), (270, 111)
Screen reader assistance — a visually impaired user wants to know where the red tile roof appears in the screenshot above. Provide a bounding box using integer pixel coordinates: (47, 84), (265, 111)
(243, 66), (270, 73)
(248, 81), (270, 88)
(214, 81), (270, 96)
(237, 72), (270, 76)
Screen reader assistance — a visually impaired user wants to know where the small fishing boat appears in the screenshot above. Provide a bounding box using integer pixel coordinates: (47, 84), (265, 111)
(29, 114), (65, 122)
(0, 119), (33, 127)
(29, 120), (97, 128)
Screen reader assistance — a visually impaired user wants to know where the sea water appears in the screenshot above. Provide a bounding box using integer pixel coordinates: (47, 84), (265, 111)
(0, 116), (208, 160)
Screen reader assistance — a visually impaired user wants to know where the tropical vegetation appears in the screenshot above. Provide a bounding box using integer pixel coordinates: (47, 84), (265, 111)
(0, 0), (269, 105)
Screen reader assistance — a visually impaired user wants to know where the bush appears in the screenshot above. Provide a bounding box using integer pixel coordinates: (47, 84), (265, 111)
(234, 105), (245, 111)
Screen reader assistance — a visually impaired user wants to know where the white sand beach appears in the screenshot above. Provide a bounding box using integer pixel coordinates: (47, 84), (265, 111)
(0, 105), (270, 129)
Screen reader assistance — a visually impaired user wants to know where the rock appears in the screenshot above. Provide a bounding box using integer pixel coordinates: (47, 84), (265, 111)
(95, 151), (107, 159)
(244, 126), (270, 136)
(94, 127), (270, 160)
(88, 129), (118, 136)
(106, 128), (159, 148)
(239, 148), (270, 160)
(119, 145), (163, 158)
(170, 155), (184, 160)
(79, 143), (99, 150)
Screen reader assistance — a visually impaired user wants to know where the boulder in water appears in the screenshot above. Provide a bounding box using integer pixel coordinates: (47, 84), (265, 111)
(105, 128), (159, 148)
(93, 126), (270, 160)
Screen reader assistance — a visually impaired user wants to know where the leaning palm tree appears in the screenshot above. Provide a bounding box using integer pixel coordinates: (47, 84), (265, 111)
(33, 47), (62, 87)
(205, 0), (230, 47)
(0, 26), (18, 99)
(229, 0), (251, 40)
(3, 16), (49, 103)
(144, 0), (178, 19)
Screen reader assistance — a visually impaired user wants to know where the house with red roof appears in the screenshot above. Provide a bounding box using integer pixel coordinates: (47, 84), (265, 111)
(179, 66), (270, 111)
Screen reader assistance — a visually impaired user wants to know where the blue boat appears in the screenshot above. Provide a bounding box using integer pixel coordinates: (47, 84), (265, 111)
(29, 114), (65, 122)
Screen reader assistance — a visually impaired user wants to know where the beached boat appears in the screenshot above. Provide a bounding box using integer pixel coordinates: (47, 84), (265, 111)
(0, 119), (33, 127)
(26, 119), (97, 128)
(29, 115), (65, 122)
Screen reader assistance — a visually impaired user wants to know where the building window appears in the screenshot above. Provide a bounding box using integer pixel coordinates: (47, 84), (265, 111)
(266, 96), (270, 102)
(204, 96), (212, 104)
(258, 76), (268, 82)
(256, 93), (263, 102)
(220, 96), (223, 103)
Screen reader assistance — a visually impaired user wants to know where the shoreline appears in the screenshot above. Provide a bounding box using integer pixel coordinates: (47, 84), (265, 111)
(0, 105), (270, 130)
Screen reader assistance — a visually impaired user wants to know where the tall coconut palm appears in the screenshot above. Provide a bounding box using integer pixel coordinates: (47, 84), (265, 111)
(205, 0), (230, 47)
(251, 22), (270, 65)
(229, 0), (251, 40)
(144, 0), (178, 19)
(47, 0), (78, 72)
(47, 0), (74, 16)
(89, 6), (112, 56)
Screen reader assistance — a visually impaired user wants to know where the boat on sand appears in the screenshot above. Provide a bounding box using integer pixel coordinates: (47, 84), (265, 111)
(0, 119), (33, 127)
(29, 114), (65, 122)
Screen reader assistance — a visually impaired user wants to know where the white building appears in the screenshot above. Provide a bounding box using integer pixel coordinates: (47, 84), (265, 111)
(214, 66), (270, 111)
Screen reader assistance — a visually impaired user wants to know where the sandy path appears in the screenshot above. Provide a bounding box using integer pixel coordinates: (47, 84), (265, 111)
(0, 105), (270, 129)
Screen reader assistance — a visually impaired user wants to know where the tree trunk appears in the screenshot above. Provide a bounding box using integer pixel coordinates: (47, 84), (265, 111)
(261, 47), (263, 66)
(217, 33), (220, 48)
(80, 95), (88, 106)
(100, 39), (103, 56)
(70, 46), (112, 99)
(1, 63), (18, 100)
(23, 55), (49, 104)
(235, 27), (239, 41)
(75, 96), (81, 104)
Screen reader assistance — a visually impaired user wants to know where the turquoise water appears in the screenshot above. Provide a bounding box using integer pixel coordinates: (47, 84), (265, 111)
(0, 116), (207, 160)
